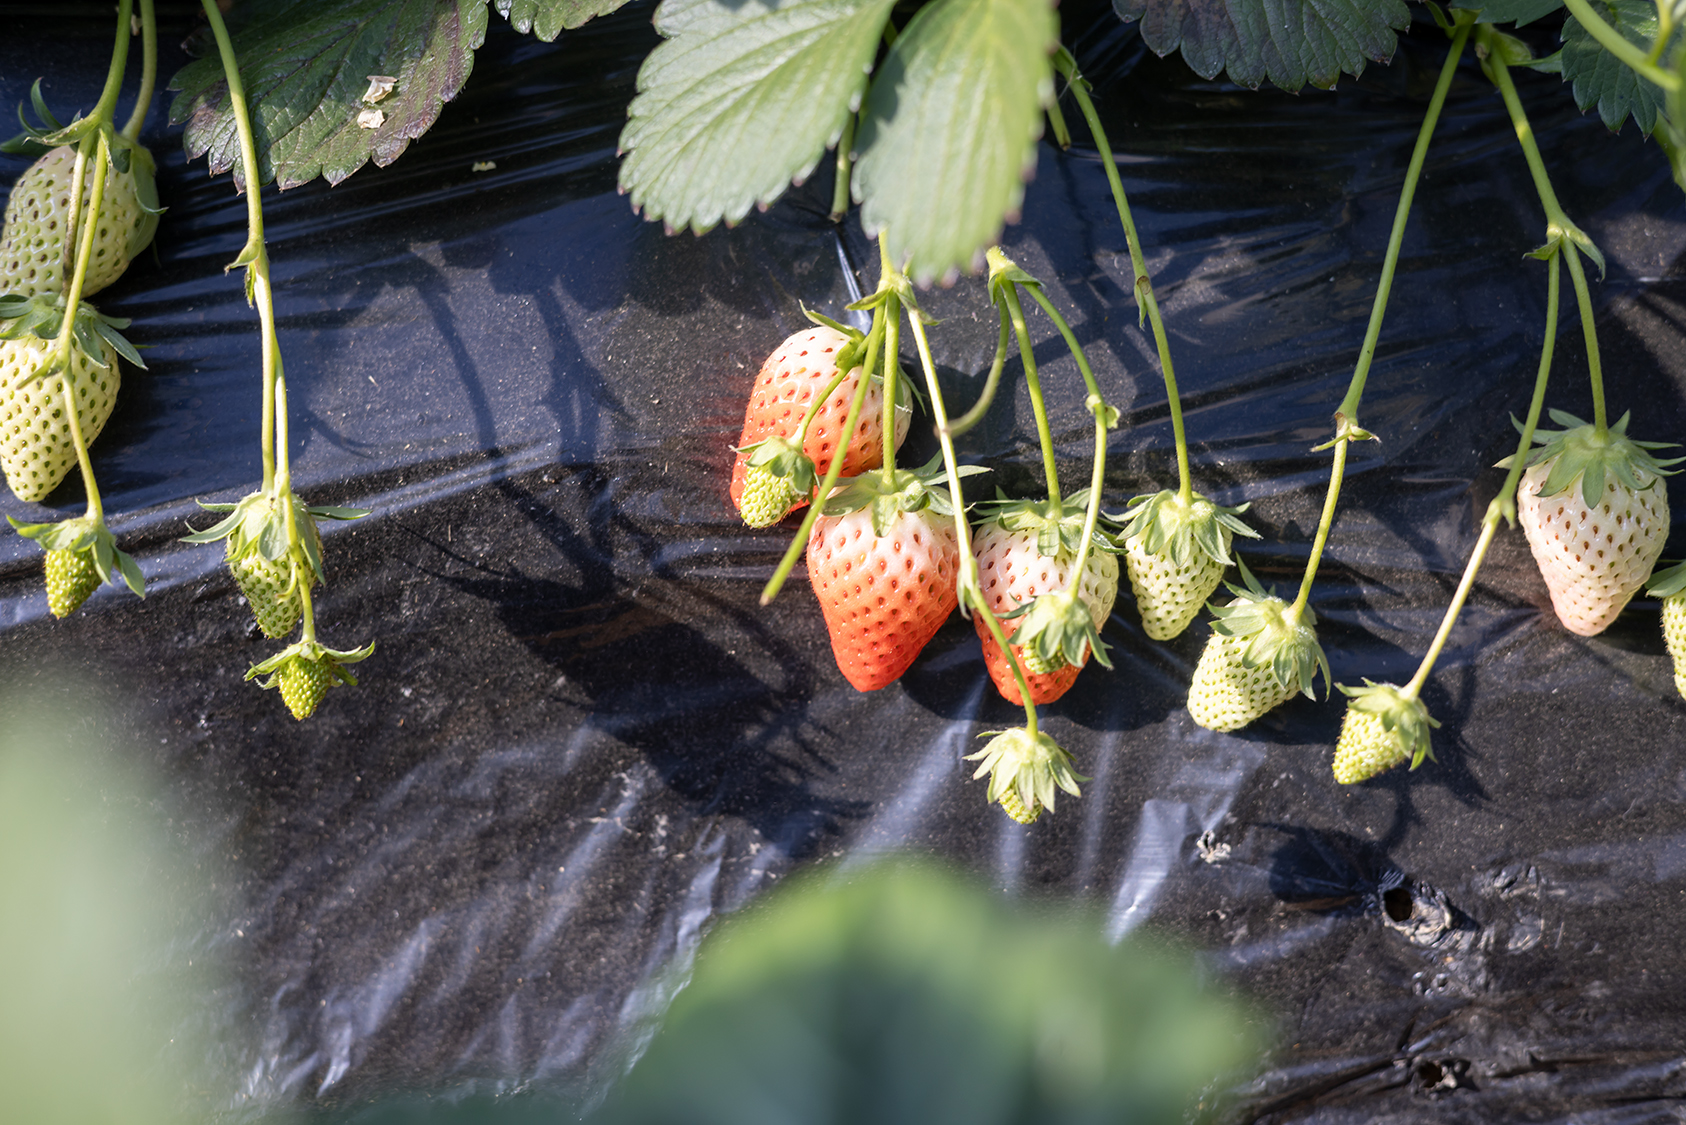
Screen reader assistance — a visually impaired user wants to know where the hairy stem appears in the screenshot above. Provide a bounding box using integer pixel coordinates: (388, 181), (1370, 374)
(1056, 51), (1192, 500)
(999, 284), (1061, 506)
(121, 0), (157, 142)
(1404, 250), (1560, 697)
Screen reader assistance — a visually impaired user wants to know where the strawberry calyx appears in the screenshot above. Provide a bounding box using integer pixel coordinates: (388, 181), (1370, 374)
(1501, 409), (1681, 510)
(965, 726), (1087, 819)
(1000, 587), (1111, 675)
(0, 294), (144, 385)
(8, 512), (145, 601)
(818, 453), (986, 537)
(1114, 488), (1258, 568)
(1207, 560), (1330, 701)
(736, 436), (817, 528)
(183, 489), (368, 586)
(1648, 561), (1686, 599)
(976, 488), (1106, 557)
(1332, 680), (1441, 783)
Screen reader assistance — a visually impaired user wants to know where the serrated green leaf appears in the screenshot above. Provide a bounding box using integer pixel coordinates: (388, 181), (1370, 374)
(1112, 0), (1410, 91)
(854, 0), (1057, 285)
(495, 0), (631, 40)
(1561, 0), (1676, 134)
(167, 0), (489, 190)
(619, 0), (898, 234)
(1461, 0), (1565, 26)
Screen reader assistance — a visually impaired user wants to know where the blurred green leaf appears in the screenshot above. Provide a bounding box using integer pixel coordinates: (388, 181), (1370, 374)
(592, 860), (1261, 1125)
(1112, 0), (1411, 91)
(1458, 0), (1565, 25)
(619, 0), (899, 234)
(853, 0), (1057, 285)
(1561, 0), (1677, 133)
(495, 0), (634, 41)
(168, 0), (489, 189)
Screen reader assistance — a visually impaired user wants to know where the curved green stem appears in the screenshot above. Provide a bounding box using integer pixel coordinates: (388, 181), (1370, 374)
(945, 310), (1011, 438)
(1055, 51), (1193, 500)
(1403, 248), (1561, 698)
(1652, 0), (1676, 67)
(54, 136), (116, 521)
(1485, 37), (1607, 432)
(759, 307), (888, 605)
(1559, 0), (1680, 91)
(89, 0), (135, 127)
(879, 238), (901, 473)
(830, 112), (856, 222)
(1020, 285), (1110, 576)
(1287, 19), (1471, 620)
(999, 284), (1060, 506)
(121, 0), (157, 142)
(903, 299), (1039, 732)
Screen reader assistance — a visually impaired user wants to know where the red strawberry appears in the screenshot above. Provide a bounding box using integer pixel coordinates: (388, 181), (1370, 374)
(971, 492), (1117, 706)
(730, 324), (909, 521)
(805, 465), (962, 692)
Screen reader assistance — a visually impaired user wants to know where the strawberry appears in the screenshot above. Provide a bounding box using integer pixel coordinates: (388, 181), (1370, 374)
(730, 323), (909, 525)
(1187, 562), (1328, 732)
(1330, 681), (1439, 783)
(805, 461), (966, 691)
(971, 491), (1118, 705)
(9, 512), (147, 615)
(1648, 562), (1686, 701)
(247, 638), (376, 721)
(183, 488), (367, 638)
(44, 545), (100, 618)
(1118, 489), (1258, 641)
(0, 311), (121, 503)
(965, 726), (1087, 824)
(1512, 410), (1677, 636)
(0, 142), (159, 300)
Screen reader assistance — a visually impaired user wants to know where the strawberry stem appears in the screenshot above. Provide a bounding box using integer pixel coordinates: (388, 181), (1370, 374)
(830, 112), (856, 222)
(999, 283), (1061, 508)
(1055, 50), (1193, 503)
(89, 0), (135, 131)
(1483, 36), (1608, 434)
(121, 0), (157, 143)
(1558, 0), (1680, 91)
(879, 238), (901, 474)
(944, 310), (1011, 438)
(1288, 18), (1471, 620)
(759, 291), (890, 605)
(902, 296), (1040, 733)
(1404, 248), (1561, 698)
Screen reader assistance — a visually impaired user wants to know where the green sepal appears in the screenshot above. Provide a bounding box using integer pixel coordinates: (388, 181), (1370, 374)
(1511, 409), (1681, 509)
(1114, 488), (1258, 570)
(0, 296), (145, 384)
(1311, 411), (1377, 451)
(1005, 587), (1113, 673)
(246, 637), (376, 685)
(1337, 680), (1441, 770)
(1647, 561), (1686, 599)
(9, 514), (145, 599)
(818, 454), (986, 536)
(985, 246), (1041, 306)
(742, 436), (819, 498)
(965, 726), (1087, 816)
(1206, 558), (1330, 700)
(182, 488), (364, 587)
(975, 488), (1113, 558)
(1086, 392), (1120, 430)
(798, 303), (865, 344)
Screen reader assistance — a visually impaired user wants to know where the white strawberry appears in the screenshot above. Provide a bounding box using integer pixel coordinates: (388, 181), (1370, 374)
(1118, 488), (1258, 641)
(1648, 562), (1686, 701)
(1186, 561), (1328, 732)
(1514, 411), (1677, 636)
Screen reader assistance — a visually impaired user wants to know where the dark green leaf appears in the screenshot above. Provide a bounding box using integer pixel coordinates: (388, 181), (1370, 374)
(494, 0), (632, 40)
(1460, 0), (1564, 26)
(1111, 0), (1411, 91)
(1561, 0), (1676, 133)
(619, 0), (899, 234)
(854, 0), (1057, 285)
(168, 0), (489, 189)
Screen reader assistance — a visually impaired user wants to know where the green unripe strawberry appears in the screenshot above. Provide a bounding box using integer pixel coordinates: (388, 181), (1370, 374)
(1186, 565), (1327, 732)
(228, 543), (312, 639)
(1665, 595), (1686, 701)
(0, 143), (159, 300)
(1186, 630), (1299, 732)
(0, 328), (119, 503)
(996, 786), (1041, 825)
(44, 545), (100, 617)
(737, 459), (806, 529)
(277, 656), (333, 720)
(1118, 489), (1258, 642)
(1330, 681), (1439, 784)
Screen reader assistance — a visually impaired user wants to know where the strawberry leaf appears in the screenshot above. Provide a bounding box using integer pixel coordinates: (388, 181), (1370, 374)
(495, 0), (632, 40)
(618, 0), (900, 234)
(1462, 0), (1565, 25)
(167, 0), (489, 189)
(853, 0), (1058, 285)
(1560, 0), (1677, 134)
(1112, 0), (1410, 91)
